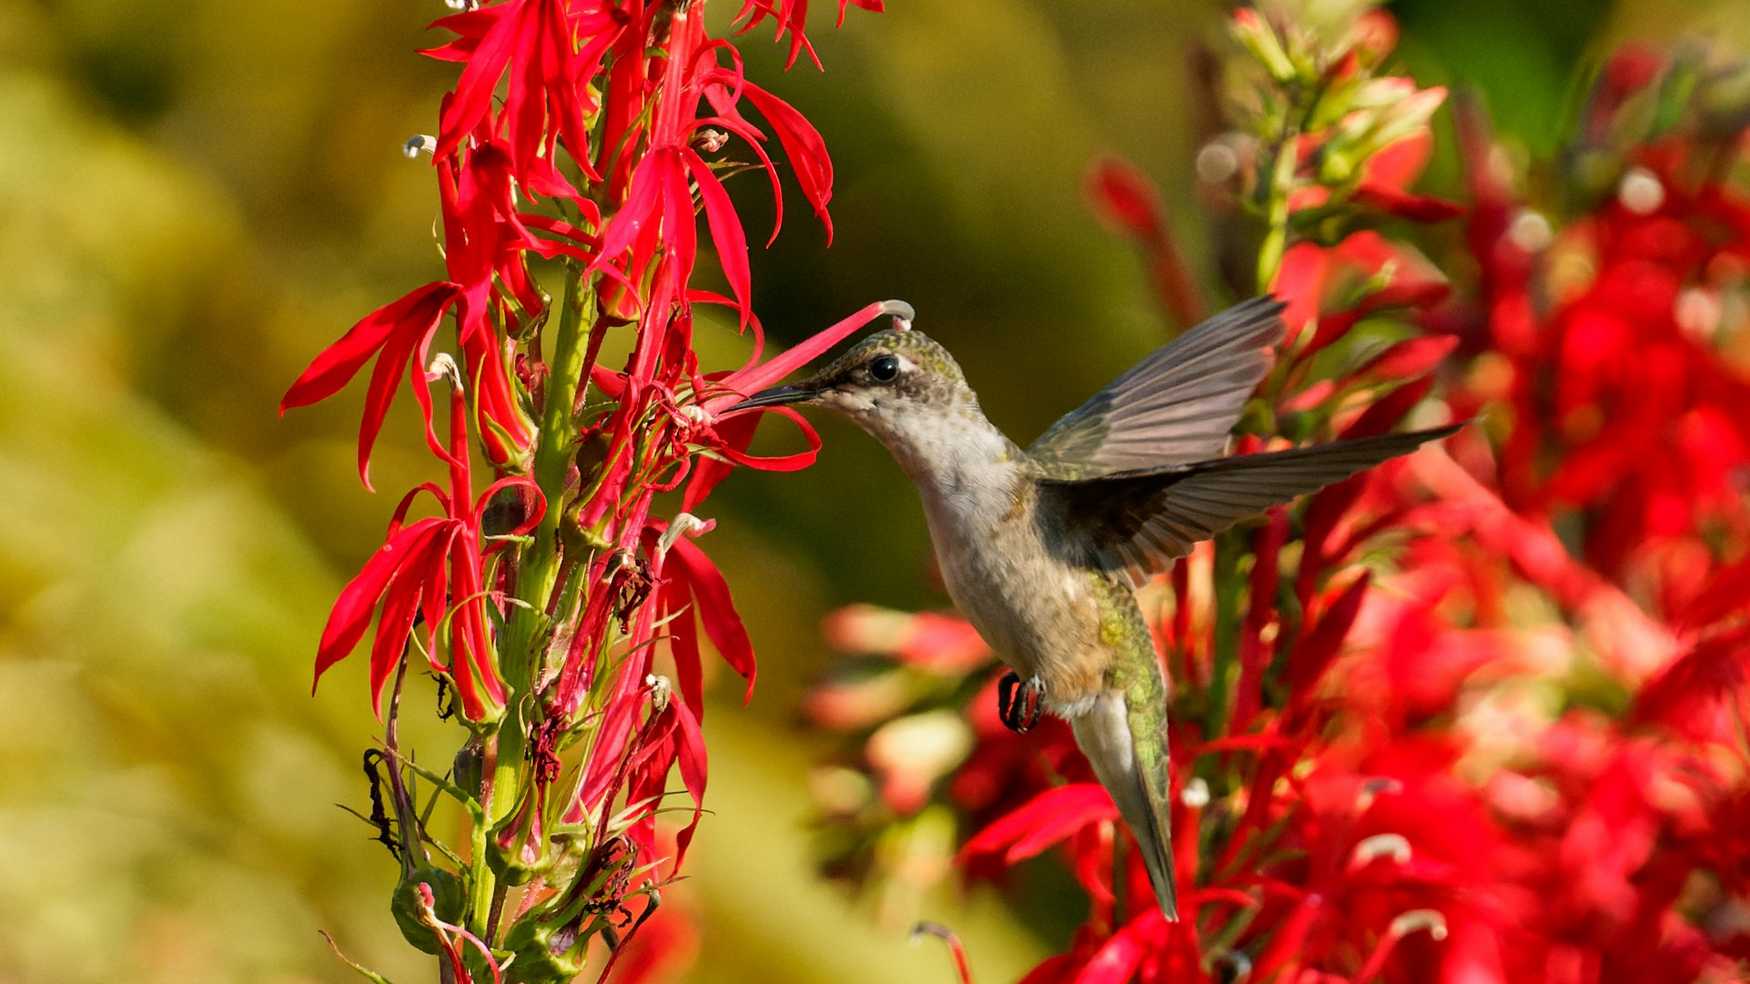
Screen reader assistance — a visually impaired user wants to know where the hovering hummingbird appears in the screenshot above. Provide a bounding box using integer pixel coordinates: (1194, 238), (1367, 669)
(729, 296), (1458, 920)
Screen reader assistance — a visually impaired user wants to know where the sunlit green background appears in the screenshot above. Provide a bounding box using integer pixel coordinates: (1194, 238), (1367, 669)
(2, 1), (1746, 981)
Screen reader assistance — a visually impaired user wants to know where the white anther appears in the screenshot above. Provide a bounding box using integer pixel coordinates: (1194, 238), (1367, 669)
(1507, 209), (1553, 252)
(677, 404), (711, 428)
(403, 134), (437, 159)
(1675, 287), (1721, 342)
(1181, 777), (1211, 808)
(426, 353), (464, 391)
(656, 513), (713, 561)
(646, 674), (671, 712)
(1389, 909), (1448, 942)
(1618, 166), (1664, 215)
(696, 129), (729, 153)
(1349, 832), (1412, 869)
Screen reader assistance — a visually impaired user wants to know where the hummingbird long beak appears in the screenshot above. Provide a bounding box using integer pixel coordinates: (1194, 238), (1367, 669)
(724, 382), (822, 413)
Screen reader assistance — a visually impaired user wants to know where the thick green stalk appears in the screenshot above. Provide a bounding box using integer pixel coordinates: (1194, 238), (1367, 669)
(494, 265), (593, 818)
(1254, 133), (1299, 292)
(464, 265), (590, 943)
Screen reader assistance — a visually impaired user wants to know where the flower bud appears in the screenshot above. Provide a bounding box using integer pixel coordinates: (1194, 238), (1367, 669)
(1231, 9), (1299, 84)
(489, 778), (554, 886)
(391, 867), (466, 955)
(501, 838), (637, 981)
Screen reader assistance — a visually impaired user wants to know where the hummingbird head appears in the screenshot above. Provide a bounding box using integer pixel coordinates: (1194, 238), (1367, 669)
(726, 328), (988, 461)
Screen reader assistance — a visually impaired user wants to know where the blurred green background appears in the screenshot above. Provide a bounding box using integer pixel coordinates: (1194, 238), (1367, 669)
(2, 1), (1746, 981)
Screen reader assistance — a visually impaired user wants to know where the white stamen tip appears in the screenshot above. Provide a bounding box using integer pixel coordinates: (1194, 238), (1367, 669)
(646, 674), (671, 711)
(656, 513), (713, 560)
(678, 404), (711, 427)
(1389, 909), (1448, 942)
(1507, 209), (1553, 252)
(1618, 166), (1664, 215)
(403, 134), (437, 159)
(1181, 777), (1211, 808)
(426, 353), (464, 391)
(1350, 832), (1412, 869)
(880, 300), (916, 331)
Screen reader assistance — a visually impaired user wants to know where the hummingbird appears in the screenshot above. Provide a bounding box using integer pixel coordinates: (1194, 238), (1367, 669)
(729, 296), (1458, 920)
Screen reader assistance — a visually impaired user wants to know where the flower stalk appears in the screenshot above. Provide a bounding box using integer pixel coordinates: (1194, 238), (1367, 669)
(282, 1), (889, 979)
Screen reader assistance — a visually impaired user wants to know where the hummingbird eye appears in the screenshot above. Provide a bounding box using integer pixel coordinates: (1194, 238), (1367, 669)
(868, 354), (901, 383)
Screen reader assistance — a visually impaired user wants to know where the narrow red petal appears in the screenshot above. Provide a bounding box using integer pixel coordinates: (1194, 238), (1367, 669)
(704, 299), (912, 413)
(744, 82), (834, 242)
(685, 150), (752, 327)
(314, 518), (449, 692)
(959, 784), (1116, 865)
(667, 537), (757, 702)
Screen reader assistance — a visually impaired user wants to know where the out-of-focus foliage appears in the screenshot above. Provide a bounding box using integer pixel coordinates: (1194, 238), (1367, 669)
(2, 0), (1749, 981)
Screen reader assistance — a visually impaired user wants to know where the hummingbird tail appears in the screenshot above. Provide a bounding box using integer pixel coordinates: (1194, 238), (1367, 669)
(1071, 693), (1180, 921)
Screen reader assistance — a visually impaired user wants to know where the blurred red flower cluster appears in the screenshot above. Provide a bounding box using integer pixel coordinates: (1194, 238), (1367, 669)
(280, 1), (886, 979)
(807, 9), (1750, 983)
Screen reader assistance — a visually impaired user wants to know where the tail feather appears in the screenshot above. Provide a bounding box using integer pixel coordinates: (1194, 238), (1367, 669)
(1071, 692), (1178, 920)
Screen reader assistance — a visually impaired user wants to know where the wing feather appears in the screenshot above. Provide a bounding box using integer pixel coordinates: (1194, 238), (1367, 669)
(1027, 297), (1286, 477)
(1043, 425), (1461, 586)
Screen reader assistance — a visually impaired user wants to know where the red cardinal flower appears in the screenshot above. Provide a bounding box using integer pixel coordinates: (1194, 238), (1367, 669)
(281, 281), (462, 489)
(312, 366), (543, 721)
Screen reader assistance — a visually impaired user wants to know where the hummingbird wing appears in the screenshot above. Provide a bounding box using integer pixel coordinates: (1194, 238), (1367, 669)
(1041, 425), (1461, 587)
(1026, 297), (1285, 478)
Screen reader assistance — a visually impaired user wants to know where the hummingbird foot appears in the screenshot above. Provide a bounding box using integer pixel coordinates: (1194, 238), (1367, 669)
(997, 672), (1046, 734)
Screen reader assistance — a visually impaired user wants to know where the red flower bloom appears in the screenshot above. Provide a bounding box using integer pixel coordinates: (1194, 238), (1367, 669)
(312, 369), (543, 721)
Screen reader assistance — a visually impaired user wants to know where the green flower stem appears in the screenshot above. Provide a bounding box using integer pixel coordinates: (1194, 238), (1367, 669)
(1204, 530), (1244, 744)
(498, 264), (593, 786)
(1254, 132), (1299, 292)
(468, 264), (591, 940)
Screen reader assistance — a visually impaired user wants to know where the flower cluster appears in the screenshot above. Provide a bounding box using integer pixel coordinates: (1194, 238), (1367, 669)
(805, 5), (1750, 982)
(282, 1), (888, 980)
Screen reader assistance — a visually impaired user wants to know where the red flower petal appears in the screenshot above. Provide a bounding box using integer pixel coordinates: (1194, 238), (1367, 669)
(667, 537), (758, 702)
(368, 525), (453, 717)
(1086, 157), (1164, 242)
(744, 82), (834, 242)
(280, 281), (461, 490)
(313, 517), (449, 692)
(704, 299), (912, 413)
(960, 783), (1117, 866)
(686, 150), (752, 327)
(1286, 573), (1372, 720)
(1355, 334), (1459, 382)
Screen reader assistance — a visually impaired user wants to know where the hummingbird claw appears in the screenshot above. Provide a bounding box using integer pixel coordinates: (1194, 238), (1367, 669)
(997, 672), (1045, 734)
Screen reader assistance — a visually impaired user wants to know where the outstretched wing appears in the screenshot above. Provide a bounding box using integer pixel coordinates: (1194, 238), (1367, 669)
(1042, 425), (1461, 587)
(1026, 296), (1285, 478)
